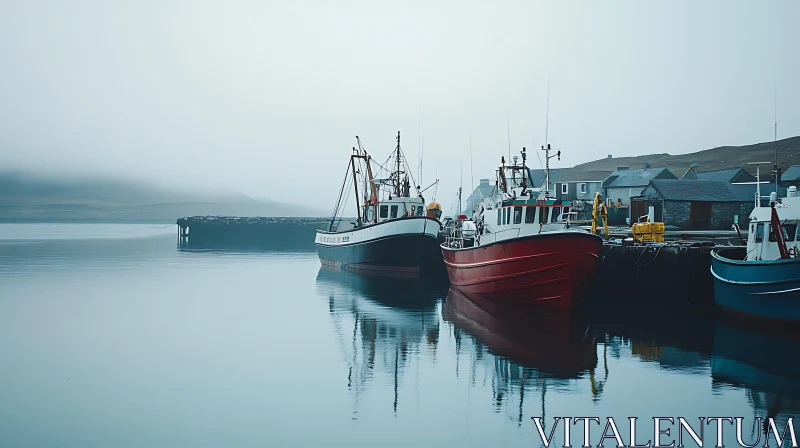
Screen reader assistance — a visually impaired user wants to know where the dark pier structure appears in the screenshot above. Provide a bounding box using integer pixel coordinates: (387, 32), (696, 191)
(176, 215), (719, 306)
(590, 241), (716, 307)
(176, 216), (331, 251)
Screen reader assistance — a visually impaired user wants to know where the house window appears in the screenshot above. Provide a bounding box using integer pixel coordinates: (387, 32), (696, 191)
(380, 205), (388, 218)
(513, 207), (522, 224)
(390, 205), (398, 219)
(580, 183), (587, 194)
(561, 184), (568, 194)
(525, 207), (535, 224)
(755, 223), (764, 242)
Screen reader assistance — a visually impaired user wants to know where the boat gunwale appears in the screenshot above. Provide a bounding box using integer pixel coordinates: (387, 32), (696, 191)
(711, 246), (800, 266)
(710, 266), (800, 287)
(314, 232), (441, 249)
(439, 230), (602, 253)
(316, 216), (442, 236)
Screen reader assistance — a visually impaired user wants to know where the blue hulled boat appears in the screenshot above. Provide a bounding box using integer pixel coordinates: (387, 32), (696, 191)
(710, 167), (800, 324)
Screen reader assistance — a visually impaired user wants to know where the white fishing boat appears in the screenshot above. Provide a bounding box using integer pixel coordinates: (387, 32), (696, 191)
(315, 132), (444, 277)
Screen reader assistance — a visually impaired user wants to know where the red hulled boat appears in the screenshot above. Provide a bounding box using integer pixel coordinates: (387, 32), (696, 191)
(441, 145), (603, 308)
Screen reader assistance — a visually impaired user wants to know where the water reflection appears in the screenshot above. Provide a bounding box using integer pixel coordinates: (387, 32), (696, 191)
(587, 303), (715, 375)
(711, 318), (800, 442)
(315, 266), (447, 416)
(314, 261), (800, 440)
(442, 287), (598, 425)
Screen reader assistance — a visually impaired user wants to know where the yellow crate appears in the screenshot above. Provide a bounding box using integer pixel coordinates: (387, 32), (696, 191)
(632, 222), (650, 235)
(632, 221), (665, 242)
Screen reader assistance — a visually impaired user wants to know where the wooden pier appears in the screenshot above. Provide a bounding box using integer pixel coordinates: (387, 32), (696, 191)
(176, 216), (331, 251)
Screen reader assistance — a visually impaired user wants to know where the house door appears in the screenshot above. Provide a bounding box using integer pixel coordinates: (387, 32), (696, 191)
(690, 202), (712, 230)
(630, 199), (647, 224)
(653, 203), (663, 222)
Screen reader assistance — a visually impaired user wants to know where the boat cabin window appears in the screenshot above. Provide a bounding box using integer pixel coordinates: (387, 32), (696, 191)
(539, 207), (549, 225)
(380, 205), (388, 219)
(513, 207), (522, 224)
(767, 224), (794, 242)
(755, 223), (764, 243)
(525, 207), (535, 224)
(785, 223), (798, 241)
(390, 205), (398, 219)
(563, 206), (570, 215)
(416, 206), (424, 216)
(497, 209), (502, 225)
(505, 208), (511, 225)
(551, 207), (561, 222)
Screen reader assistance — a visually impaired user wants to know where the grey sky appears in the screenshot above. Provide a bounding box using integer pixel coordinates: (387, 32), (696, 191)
(1, 1), (798, 214)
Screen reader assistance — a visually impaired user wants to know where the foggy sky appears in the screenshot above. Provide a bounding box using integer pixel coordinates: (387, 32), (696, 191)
(1, 1), (799, 215)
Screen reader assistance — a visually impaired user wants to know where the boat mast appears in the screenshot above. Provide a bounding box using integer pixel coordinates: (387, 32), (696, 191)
(541, 143), (561, 199)
(356, 136), (378, 221)
(498, 159), (508, 194)
(351, 151), (362, 226)
(749, 162), (772, 207)
(521, 147), (528, 195)
(757, 166), (761, 207)
(458, 161), (462, 216)
(396, 131), (402, 197)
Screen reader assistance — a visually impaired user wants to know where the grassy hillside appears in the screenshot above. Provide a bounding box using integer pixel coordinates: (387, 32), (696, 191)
(0, 172), (327, 223)
(571, 136), (800, 176)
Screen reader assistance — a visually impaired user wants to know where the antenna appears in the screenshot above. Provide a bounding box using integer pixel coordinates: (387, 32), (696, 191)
(775, 91), (778, 193)
(545, 78), (550, 146)
(506, 109), (511, 163)
(469, 131), (474, 214)
(459, 161), (463, 216)
(420, 107), (424, 185)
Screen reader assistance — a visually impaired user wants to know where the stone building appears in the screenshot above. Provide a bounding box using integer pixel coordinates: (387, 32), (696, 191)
(631, 179), (781, 230)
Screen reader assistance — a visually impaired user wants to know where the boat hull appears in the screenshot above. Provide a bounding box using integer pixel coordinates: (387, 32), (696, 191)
(315, 217), (443, 277)
(711, 247), (800, 323)
(441, 231), (602, 308)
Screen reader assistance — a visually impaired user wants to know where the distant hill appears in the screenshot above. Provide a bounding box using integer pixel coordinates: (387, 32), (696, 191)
(571, 136), (800, 177)
(0, 172), (327, 223)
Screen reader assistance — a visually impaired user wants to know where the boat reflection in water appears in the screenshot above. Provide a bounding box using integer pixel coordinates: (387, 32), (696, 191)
(315, 266), (447, 416)
(711, 318), (800, 445)
(442, 287), (599, 425)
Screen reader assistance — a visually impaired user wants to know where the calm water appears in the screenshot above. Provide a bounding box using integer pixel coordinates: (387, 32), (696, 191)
(1, 224), (798, 447)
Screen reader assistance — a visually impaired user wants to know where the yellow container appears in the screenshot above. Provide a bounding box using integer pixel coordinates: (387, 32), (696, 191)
(632, 221), (664, 242)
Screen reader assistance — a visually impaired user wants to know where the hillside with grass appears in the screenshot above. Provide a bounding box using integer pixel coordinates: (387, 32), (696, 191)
(571, 136), (800, 176)
(0, 171), (327, 223)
